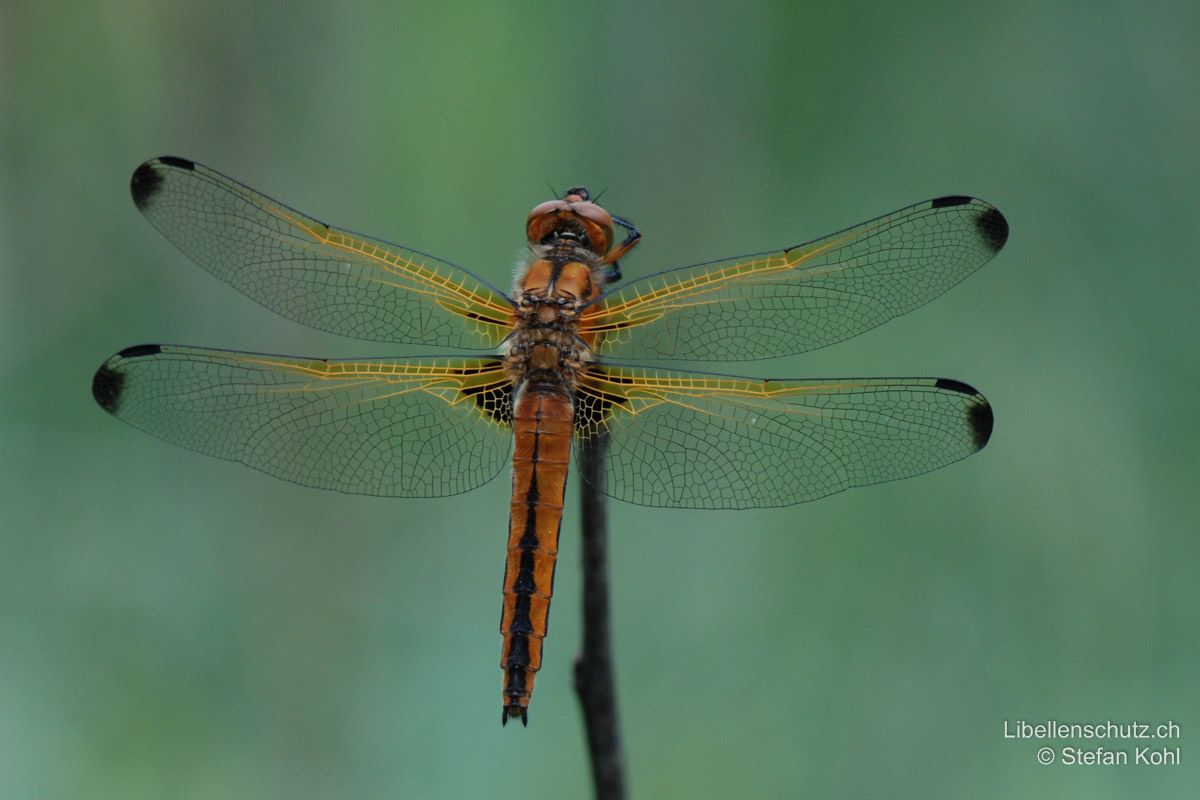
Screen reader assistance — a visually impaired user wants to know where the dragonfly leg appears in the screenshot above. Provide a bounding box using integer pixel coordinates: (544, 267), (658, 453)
(600, 214), (641, 284)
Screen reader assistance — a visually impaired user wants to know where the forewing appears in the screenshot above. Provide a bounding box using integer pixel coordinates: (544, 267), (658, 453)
(93, 345), (513, 497)
(130, 157), (515, 348)
(584, 196), (1007, 361)
(575, 364), (992, 509)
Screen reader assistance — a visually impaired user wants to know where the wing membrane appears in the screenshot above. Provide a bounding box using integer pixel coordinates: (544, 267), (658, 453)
(92, 345), (513, 497)
(575, 364), (992, 509)
(130, 157), (515, 348)
(584, 196), (1007, 361)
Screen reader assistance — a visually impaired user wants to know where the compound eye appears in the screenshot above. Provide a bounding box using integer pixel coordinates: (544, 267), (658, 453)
(526, 200), (569, 242)
(527, 199), (567, 226)
(569, 201), (612, 229)
(569, 202), (615, 253)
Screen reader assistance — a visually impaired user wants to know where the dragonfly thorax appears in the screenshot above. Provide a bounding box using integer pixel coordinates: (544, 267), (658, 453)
(504, 245), (603, 389)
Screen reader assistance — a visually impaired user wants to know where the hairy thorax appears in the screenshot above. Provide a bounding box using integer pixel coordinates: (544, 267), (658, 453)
(503, 242), (604, 390)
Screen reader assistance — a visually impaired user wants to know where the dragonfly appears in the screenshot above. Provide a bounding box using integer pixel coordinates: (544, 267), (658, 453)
(92, 156), (1008, 725)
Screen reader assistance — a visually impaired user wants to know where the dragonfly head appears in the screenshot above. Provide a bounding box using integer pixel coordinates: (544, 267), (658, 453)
(526, 187), (615, 256)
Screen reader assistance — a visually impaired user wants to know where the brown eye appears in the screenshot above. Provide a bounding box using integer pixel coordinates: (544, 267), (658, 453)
(527, 200), (567, 228)
(524, 198), (615, 253)
(569, 202), (615, 251)
(569, 201), (612, 229)
(526, 200), (568, 243)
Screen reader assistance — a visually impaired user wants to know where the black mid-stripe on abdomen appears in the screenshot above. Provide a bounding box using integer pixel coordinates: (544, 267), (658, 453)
(501, 387), (573, 724)
(506, 434), (542, 681)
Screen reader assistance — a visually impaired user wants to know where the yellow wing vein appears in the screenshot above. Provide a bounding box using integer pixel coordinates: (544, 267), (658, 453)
(585, 225), (870, 328)
(225, 353), (512, 422)
(240, 189), (513, 325)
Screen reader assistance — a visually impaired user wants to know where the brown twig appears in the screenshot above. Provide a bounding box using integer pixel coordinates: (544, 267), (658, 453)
(574, 431), (626, 799)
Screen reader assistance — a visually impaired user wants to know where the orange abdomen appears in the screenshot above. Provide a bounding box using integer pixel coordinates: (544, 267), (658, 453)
(500, 385), (574, 725)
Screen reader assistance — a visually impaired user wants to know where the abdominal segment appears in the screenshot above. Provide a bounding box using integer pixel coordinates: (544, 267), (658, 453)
(500, 385), (574, 725)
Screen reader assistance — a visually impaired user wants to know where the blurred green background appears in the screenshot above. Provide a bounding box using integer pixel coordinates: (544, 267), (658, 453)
(2, 1), (1197, 797)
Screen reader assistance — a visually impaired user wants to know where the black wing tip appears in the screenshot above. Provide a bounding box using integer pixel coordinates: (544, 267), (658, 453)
(967, 400), (994, 450)
(94, 345), (162, 413)
(130, 156), (194, 210)
(975, 206), (1009, 253)
(130, 162), (162, 210)
(92, 360), (125, 413)
(930, 196), (1008, 254)
(935, 378), (993, 450)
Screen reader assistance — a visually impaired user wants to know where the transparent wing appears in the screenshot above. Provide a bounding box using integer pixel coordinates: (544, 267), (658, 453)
(574, 364), (992, 509)
(130, 157), (515, 348)
(583, 196), (1007, 361)
(93, 345), (514, 497)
